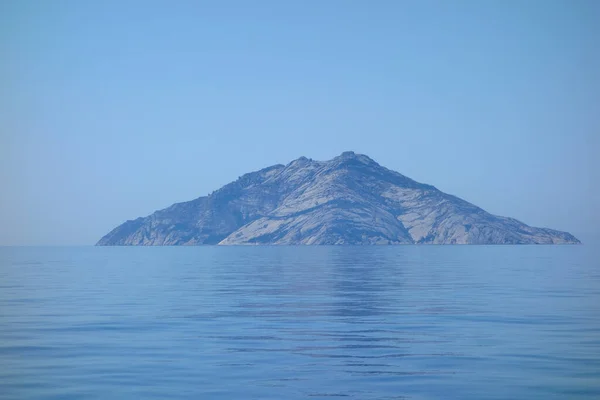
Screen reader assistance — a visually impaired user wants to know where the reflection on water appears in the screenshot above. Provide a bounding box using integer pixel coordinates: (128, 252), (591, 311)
(0, 245), (599, 399)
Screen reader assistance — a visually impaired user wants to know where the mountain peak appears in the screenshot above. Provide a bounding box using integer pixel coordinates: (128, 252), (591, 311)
(287, 155), (313, 168)
(333, 151), (377, 165)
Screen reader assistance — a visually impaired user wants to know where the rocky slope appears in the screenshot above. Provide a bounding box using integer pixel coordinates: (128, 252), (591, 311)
(97, 152), (579, 245)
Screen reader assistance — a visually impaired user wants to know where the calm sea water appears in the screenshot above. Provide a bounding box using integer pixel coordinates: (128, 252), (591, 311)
(0, 245), (598, 399)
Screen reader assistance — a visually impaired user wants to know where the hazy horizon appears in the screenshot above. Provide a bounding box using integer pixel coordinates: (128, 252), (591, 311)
(2, 1), (598, 245)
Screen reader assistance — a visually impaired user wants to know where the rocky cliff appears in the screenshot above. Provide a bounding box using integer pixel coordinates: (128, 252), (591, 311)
(97, 152), (579, 245)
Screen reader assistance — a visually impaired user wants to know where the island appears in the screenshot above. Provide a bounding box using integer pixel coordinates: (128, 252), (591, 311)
(97, 151), (579, 245)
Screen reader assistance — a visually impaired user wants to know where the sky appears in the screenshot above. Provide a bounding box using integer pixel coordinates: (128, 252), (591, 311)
(1, 0), (598, 245)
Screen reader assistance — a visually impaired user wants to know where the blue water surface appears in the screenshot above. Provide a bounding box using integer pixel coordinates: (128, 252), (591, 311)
(0, 245), (599, 399)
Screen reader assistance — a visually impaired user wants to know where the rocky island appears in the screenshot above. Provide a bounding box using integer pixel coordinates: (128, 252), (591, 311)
(97, 152), (579, 245)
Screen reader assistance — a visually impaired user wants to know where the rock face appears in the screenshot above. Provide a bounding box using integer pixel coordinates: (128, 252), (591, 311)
(97, 152), (580, 245)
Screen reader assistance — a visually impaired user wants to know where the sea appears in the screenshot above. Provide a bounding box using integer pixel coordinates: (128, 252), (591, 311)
(0, 245), (598, 399)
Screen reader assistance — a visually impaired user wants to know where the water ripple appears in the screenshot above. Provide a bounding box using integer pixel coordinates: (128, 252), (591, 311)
(0, 245), (599, 399)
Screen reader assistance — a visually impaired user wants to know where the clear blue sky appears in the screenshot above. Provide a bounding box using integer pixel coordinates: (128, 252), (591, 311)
(1, 0), (598, 245)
